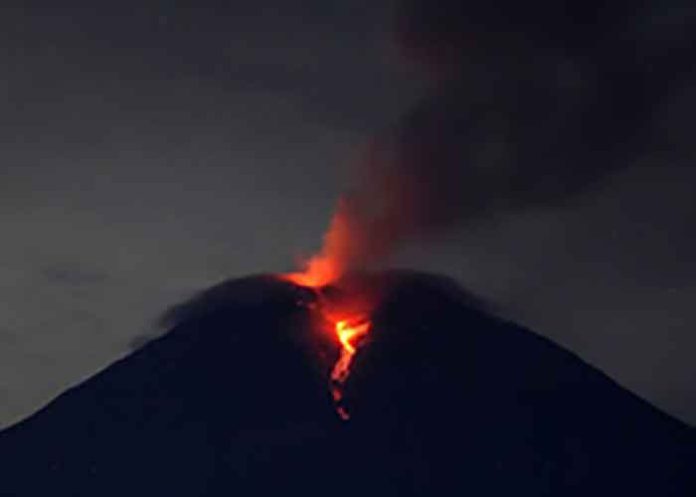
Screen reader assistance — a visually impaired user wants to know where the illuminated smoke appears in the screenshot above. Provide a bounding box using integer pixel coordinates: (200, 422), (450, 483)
(290, 0), (690, 284)
(283, 0), (694, 418)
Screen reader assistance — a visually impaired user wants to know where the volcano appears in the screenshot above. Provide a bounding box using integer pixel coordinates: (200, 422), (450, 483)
(0, 271), (693, 496)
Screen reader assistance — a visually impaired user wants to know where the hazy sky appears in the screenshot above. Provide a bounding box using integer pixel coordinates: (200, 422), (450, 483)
(1, 2), (694, 427)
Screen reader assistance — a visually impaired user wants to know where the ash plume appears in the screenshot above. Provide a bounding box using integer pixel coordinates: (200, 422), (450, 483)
(302, 0), (696, 281)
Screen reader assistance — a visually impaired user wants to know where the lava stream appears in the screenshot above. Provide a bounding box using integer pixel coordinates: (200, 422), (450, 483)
(284, 274), (371, 419)
(330, 318), (371, 420)
(284, 204), (374, 419)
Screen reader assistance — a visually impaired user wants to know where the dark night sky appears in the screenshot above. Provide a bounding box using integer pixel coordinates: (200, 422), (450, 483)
(1, 1), (695, 427)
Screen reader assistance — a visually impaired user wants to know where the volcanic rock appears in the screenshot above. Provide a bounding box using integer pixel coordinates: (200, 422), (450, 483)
(0, 271), (693, 496)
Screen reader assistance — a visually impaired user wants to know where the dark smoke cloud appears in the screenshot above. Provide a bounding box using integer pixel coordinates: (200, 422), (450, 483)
(335, 0), (696, 271)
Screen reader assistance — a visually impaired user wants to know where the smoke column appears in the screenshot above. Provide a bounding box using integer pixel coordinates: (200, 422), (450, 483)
(295, 0), (695, 285)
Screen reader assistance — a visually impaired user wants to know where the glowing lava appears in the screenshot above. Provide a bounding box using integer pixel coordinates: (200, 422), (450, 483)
(292, 293), (372, 421)
(330, 317), (371, 420)
(336, 318), (370, 356)
(284, 201), (374, 419)
(283, 270), (372, 419)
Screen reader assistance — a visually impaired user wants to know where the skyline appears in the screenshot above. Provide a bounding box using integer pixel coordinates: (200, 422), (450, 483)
(1, 2), (694, 426)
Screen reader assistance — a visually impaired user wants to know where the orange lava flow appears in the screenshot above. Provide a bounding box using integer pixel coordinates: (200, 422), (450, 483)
(283, 202), (372, 419)
(335, 319), (370, 355)
(330, 318), (371, 420)
(282, 271), (372, 420)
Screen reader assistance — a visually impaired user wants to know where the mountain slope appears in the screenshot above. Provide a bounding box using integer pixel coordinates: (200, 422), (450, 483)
(0, 271), (693, 496)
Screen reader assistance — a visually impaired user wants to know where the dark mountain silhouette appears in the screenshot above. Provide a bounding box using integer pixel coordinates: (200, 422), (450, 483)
(0, 271), (693, 496)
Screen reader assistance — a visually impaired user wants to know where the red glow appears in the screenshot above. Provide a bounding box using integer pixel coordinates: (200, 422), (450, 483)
(335, 318), (370, 355)
(283, 201), (373, 420)
(282, 271), (372, 420)
(285, 199), (357, 289)
(329, 317), (370, 420)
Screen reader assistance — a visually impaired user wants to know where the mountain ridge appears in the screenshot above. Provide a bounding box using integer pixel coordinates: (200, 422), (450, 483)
(1, 270), (693, 496)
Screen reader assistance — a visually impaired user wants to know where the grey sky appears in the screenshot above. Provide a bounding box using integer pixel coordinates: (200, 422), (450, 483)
(1, 2), (694, 427)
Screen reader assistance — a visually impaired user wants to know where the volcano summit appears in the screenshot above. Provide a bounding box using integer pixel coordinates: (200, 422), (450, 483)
(0, 271), (693, 496)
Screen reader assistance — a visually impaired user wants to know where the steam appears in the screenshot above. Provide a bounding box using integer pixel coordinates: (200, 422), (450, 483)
(297, 0), (695, 283)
